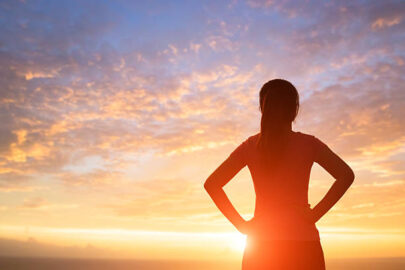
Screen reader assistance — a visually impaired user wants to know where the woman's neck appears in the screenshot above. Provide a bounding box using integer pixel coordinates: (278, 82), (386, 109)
(280, 122), (292, 133)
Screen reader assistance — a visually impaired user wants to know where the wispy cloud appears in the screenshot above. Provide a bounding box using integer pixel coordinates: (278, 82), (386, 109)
(0, 0), (404, 259)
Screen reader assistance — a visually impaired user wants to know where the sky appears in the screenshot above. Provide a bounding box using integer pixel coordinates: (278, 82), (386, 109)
(0, 0), (405, 262)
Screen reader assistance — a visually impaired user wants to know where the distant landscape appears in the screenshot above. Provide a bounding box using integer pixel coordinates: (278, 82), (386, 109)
(0, 257), (404, 270)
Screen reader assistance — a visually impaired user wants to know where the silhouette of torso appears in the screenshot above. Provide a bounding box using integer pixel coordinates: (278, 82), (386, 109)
(229, 131), (324, 241)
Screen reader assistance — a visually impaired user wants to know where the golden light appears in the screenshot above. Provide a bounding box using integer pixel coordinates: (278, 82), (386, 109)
(230, 233), (247, 253)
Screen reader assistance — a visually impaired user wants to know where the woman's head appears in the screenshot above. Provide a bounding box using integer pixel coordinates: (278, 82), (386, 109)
(259, 79), (299, 123)
(257, 79), (300, 168)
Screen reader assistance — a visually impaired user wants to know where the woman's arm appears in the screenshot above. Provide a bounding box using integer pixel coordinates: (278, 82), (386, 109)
(310, 138), (355, 223)
(204, 179), (245, 230)
(203, 141), (249, 233)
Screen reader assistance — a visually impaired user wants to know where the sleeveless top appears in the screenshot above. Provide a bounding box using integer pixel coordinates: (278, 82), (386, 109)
(227, 131), (329, 241)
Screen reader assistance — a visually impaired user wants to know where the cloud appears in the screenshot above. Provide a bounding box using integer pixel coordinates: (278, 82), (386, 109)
(21, 197), (48, 209)
(372, 16), (402, 30)
(104, 178), (207, 219)
(246, 0), (274, 9)
(295, 58), (405, 159)
(0, 1), (404, 253)
(0, 172), (36, 193)
(56, 169), (126, 188)
(17, 197), (78, 211)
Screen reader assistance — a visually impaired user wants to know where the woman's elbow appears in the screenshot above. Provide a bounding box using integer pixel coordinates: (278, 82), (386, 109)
(204, 176), (222, 192)
(344, 167), (355, 185)
(204, 178), (215, 191)
(203, 180), (211, 191)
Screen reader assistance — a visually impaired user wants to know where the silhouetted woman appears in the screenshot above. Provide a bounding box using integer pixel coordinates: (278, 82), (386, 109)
(204, 79), (355, 269)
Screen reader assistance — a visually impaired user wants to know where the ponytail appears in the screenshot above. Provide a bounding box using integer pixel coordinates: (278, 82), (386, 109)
(257, 79), (299, 169)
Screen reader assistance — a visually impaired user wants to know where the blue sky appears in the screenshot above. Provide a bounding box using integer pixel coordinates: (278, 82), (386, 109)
(0, 0), (405, 260)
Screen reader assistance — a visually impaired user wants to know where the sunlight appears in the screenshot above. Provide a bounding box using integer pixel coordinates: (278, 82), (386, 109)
(2, 0), (405, 264)
(230, 233), (247, 253)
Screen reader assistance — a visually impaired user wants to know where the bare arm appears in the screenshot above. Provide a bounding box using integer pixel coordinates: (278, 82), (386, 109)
(311, 139), (355, 222)
(203, 142), (248, 232)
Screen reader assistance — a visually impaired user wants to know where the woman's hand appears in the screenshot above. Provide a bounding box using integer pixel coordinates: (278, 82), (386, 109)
(294, 206), (318, 224)
(236, 218), (256, 235)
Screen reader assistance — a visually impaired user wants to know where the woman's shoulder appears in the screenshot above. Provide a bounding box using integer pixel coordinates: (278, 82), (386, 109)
(244, 131), (311, 143)
(243, 131), (322, 146)
(294, 130), (316, 140)
(250, 132), (261, 139)
(294, 131), (328, 152)
(246, 132), (260, 144)
(235, 133), (260, 151)
(289, 131), (322, 151)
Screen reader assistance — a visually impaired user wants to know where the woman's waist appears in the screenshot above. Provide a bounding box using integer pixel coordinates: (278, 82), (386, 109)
(247, 230), (320, 241)
(247, 217), (320, 241)
(251, 204), (315, 230)
(254, 201), (311, 216)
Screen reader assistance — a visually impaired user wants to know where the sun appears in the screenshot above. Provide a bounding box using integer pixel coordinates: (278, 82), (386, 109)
(230, 233), (247, 252)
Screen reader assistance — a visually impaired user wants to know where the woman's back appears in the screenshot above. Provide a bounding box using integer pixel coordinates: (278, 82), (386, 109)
(204, 79), (354, 269)
(229, 130), (327, 241)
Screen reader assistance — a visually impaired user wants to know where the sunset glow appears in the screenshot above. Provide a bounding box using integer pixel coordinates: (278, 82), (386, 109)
(0, 0), (404, 265)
